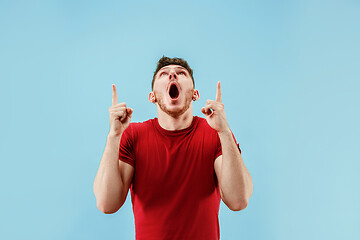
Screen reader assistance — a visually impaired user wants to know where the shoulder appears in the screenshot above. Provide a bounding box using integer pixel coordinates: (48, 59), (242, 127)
(194, 116), (219, 138)
(124, 118), (156, 137)
(195, 116), (216, 131)
(130, 118), (155, 129)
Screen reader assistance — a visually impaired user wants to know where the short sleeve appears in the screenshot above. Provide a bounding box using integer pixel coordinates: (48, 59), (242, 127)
(119, 125), (135, 167)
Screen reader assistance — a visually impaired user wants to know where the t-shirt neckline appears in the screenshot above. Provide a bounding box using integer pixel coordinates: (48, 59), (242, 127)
(153, 116), (199, 136)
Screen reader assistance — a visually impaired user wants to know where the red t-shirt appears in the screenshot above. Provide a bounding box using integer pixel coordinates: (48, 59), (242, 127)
(119, 116), (240, 240)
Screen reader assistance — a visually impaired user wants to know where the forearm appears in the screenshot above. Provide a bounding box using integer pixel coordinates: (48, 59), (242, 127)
(93, 133), (125, 213)
(218, 130), (253, 209)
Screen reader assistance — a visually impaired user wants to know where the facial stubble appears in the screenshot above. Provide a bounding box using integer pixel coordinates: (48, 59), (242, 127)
(154, 89), (194, 118)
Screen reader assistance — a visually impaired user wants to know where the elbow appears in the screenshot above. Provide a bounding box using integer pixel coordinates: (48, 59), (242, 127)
(225, 198), (249, 212)
(100, 209), (118, 214)
(93, 188), (125, 214)
(95, 194), (124, 214)
(96, 201), (121, 214)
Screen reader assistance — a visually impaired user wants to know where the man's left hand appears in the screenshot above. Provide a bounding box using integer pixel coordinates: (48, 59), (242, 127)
(201, 81), (230, 133)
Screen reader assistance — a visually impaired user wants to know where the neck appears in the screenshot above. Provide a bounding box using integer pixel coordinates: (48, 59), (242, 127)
(157, 107), (194, 131)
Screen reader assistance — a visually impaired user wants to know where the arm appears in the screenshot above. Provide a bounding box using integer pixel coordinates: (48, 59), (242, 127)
(93, 84), (134, 214)
(93, 133), (134, 214)
(202, 81), (253, 211)
(214, 131), (252, 211)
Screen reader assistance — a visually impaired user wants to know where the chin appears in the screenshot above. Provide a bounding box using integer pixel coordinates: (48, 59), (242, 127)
(159, 101), (192, 118)
(155, 90), (194, 117)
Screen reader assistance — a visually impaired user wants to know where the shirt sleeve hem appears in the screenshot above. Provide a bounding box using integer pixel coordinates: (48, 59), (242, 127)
(119, 157), (135, 168)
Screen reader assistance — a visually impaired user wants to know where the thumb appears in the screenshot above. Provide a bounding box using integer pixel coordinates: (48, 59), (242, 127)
(126, 107), (133, 118)
(201, 107), (207, 115)
(201, 107), (212, 116)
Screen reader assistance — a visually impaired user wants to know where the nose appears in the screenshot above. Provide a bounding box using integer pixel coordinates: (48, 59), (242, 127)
(169, 70), (177, 80)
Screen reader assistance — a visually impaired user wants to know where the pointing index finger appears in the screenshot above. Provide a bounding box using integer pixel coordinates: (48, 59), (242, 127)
(216, 81), (222, 102)
(112, 84), (118, 106)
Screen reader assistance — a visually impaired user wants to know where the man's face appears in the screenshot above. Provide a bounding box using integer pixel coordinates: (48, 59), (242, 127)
(150, 65), (199, 118)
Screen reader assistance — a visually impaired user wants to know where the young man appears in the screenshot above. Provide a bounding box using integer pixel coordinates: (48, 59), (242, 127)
(93, 56), (253, 240)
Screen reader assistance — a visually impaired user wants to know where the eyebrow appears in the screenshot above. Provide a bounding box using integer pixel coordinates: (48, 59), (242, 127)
(159, 66), (187, 72)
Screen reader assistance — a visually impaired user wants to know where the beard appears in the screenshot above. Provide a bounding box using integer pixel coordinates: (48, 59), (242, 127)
(154, 89), (194, 118)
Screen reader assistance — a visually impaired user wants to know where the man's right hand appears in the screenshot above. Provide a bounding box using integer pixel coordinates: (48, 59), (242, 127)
(108, 84), (133, 136)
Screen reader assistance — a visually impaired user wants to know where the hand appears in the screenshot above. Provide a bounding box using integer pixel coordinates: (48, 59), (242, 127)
(201, 81), (230, 133)
(108, 84), (133, 136)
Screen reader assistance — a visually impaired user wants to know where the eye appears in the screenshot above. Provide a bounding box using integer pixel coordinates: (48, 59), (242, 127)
(178, 71), (185, 75)
(160, 72), (167, 76)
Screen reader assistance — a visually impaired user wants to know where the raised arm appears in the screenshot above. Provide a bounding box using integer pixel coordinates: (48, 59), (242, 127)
(93, 84), (134, 214)
(202, 82), (253, 211)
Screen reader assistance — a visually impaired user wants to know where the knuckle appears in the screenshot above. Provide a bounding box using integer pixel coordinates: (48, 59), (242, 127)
(114, 103), (126, 108)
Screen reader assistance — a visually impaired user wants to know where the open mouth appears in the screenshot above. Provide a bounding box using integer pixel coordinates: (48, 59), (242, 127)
(169, 83), (180, 100)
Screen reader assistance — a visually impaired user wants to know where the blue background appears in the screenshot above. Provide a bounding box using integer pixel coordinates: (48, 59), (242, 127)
(1, 0), (359, 239)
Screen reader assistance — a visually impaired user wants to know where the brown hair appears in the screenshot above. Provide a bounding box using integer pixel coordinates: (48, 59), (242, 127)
(152, 56), (194, 90)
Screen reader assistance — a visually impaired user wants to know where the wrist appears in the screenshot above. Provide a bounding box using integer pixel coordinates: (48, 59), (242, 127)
(217, 127), (232, 136)
(107, 131), (122, 140)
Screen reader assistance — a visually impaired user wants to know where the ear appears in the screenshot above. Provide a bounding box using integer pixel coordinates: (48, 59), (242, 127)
(148, 92), (156, 103)
(192, 89), (200, 101)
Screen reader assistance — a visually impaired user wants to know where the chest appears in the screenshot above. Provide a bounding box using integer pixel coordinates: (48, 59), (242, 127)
(132, 129), (219, 190)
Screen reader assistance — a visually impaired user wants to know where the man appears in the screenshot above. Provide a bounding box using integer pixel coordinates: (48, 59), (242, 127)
(93, 56), (253, 240)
